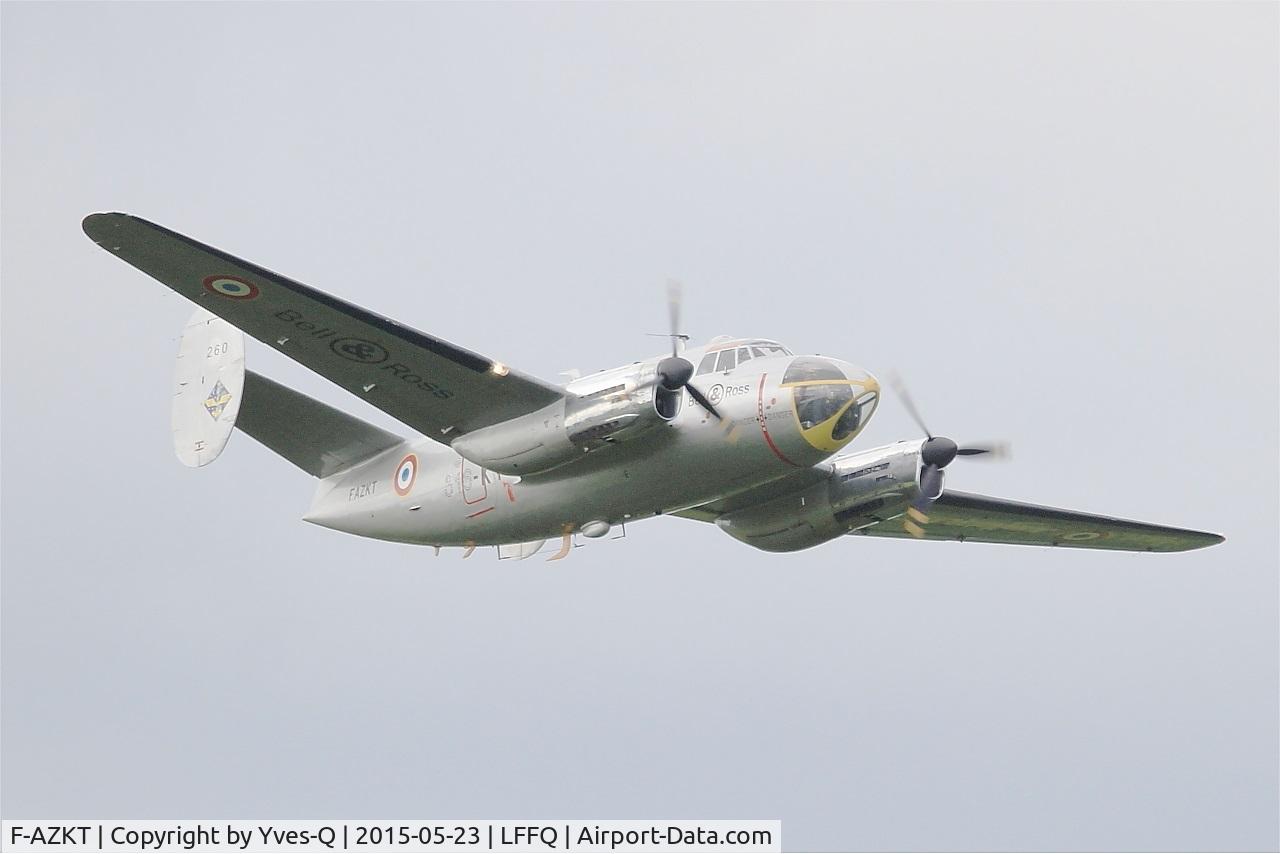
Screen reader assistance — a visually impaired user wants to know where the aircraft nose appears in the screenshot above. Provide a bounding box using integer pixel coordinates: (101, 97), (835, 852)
(782, 357), (881, 452)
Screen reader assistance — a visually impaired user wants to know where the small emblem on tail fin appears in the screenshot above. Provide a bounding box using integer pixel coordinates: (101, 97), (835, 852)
(203, 380), (233, 420)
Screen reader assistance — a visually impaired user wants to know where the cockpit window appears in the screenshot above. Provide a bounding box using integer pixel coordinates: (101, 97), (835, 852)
(831, 390), (878, 440)
(783, 357), (847, 384)
(747, 340), (791, 356)
(698, 341), (789, 374)
(795, 384), (854, 429)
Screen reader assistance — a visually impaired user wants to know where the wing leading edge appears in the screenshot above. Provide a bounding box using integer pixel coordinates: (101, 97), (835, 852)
(83, 212), (564, 441)
(854, 490), (1224, 552)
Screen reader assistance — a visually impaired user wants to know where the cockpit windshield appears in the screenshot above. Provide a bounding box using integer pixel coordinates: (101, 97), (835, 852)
(783, 357), (879, 450)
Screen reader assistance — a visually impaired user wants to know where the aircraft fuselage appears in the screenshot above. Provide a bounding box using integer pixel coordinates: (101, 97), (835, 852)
(302, 341), (881, 550)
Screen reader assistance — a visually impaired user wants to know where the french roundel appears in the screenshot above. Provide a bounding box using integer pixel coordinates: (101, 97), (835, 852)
(202, 274), (260, 299)
(393, 454), (418, 496)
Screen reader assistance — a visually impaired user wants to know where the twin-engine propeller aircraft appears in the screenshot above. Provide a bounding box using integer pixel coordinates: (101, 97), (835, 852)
(83, 213), (1223, 560)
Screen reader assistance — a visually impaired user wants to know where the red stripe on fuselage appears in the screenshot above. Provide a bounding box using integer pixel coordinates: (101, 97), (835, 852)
(758, 373), (800, 467)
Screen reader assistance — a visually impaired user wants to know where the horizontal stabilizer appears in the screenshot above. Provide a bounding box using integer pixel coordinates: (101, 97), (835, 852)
(237, 371), (404, 477)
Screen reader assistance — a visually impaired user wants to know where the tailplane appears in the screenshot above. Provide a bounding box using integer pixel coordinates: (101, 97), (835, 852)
(237, 372), (404, 477)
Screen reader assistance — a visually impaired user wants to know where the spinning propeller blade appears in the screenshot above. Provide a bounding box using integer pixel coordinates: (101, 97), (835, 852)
(955, 441), (1011, 460)
(667, 279), (683, 357)
(889, 371), (934, 439)
(890, 375), (1011, 538)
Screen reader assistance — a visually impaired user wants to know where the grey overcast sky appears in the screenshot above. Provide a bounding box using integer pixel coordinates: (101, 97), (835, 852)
(2, 3), (1276, 851)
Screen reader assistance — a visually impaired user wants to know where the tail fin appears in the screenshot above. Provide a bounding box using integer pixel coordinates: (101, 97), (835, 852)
(237, 371), (404, 477)
(173, 309), (245, 466)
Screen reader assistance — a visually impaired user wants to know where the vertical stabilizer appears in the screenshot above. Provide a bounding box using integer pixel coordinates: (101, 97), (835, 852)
(172, 308), (245, 466)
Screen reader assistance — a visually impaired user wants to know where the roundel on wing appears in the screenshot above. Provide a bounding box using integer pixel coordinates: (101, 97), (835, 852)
(394, 454), (418, 496)
(202, 275), (260, 299)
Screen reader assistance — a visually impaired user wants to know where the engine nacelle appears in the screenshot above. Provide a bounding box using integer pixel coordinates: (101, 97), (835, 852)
(715, 441), (923, 552)
(451, 373), (672, 476)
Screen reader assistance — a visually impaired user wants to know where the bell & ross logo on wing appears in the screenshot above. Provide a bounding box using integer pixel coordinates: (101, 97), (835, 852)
(271, 307), (453, 398)
(330, 337), (390, 365)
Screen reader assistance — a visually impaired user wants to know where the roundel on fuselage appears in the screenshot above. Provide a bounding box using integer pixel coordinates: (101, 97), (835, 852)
(783, 357), (879, 453)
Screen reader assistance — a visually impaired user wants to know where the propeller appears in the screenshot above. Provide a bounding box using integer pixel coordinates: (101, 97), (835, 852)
(889, 373), (1010, 538)
(648, 281), (725, 424)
